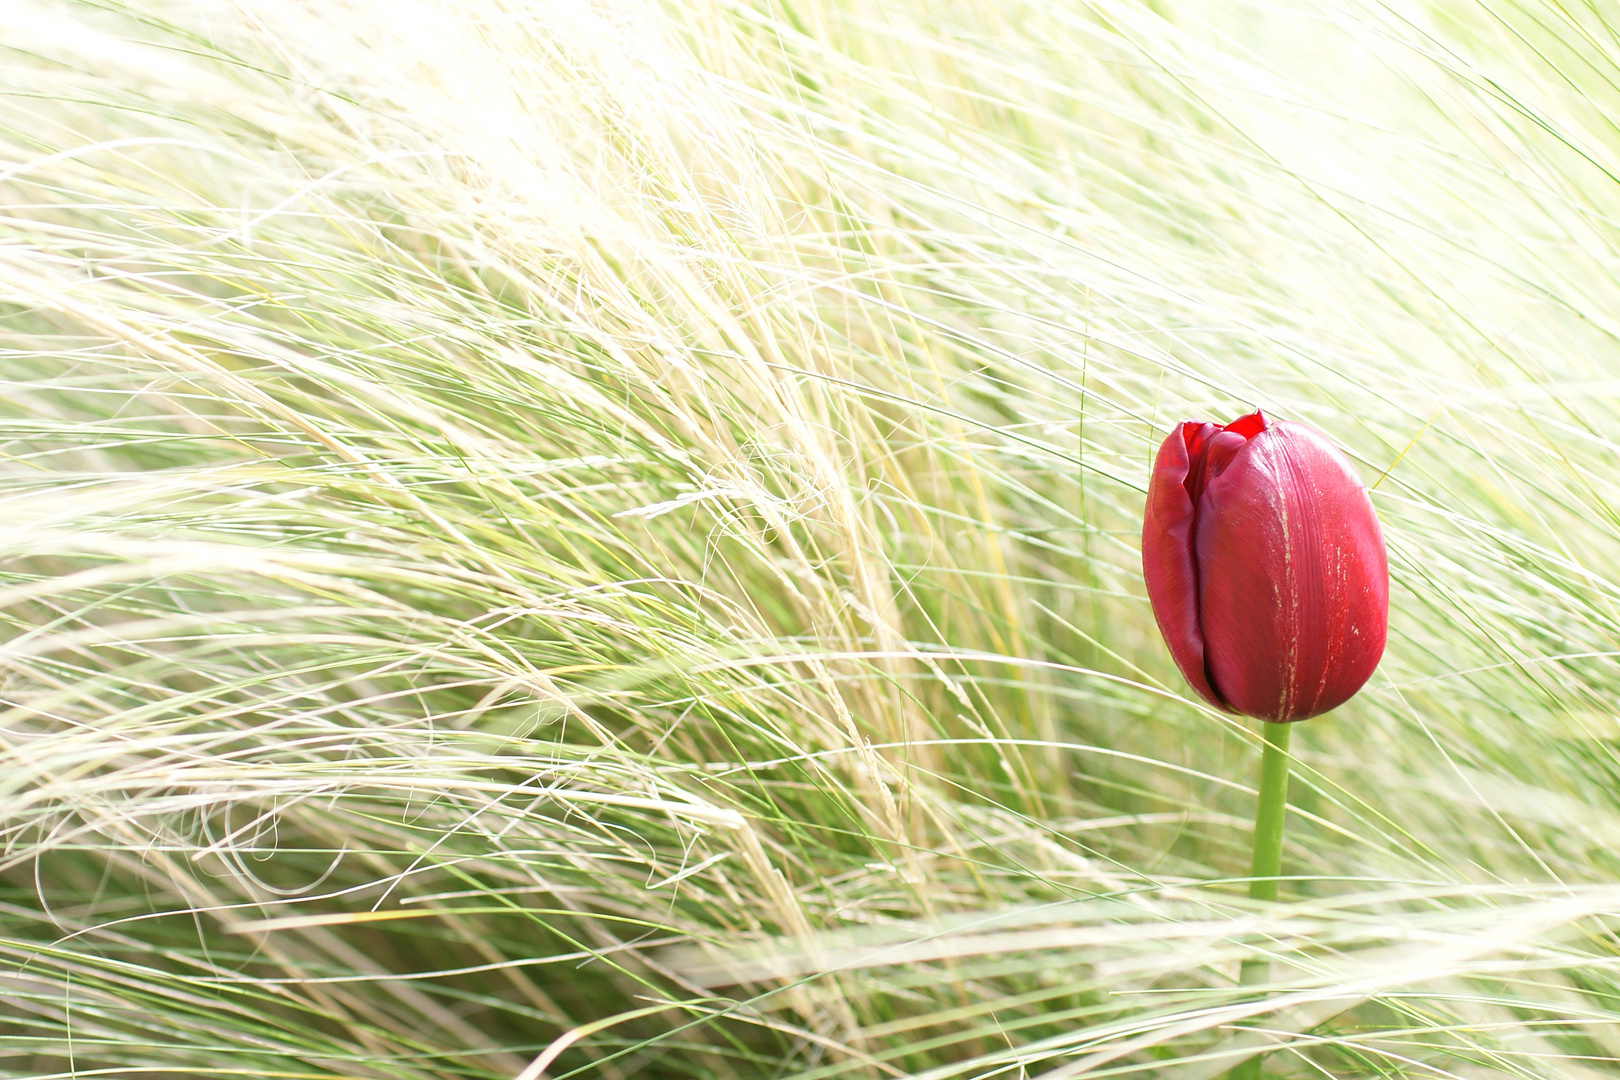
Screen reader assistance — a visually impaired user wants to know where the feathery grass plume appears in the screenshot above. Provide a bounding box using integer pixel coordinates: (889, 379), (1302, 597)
(4, 0), (1620, 1077)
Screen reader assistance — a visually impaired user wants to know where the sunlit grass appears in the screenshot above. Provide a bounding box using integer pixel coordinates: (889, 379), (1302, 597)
(5, 0), (1620, 1076)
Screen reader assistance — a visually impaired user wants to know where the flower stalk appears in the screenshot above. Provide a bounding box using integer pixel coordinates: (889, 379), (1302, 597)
(1229, 719), (1292, 1080)
(1246, 720), (1293, 910)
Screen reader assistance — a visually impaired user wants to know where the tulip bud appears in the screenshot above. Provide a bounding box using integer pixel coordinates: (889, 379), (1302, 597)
(1141, 410), (1388, 721)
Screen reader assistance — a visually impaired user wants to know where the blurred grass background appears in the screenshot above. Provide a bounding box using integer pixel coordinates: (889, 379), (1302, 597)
(5, 0), (1620, 1076)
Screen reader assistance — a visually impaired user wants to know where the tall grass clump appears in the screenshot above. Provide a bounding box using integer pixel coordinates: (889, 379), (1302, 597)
(5, 0), (1620, 1076)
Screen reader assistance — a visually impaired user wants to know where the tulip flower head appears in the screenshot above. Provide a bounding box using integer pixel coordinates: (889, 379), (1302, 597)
(1142, 410), (1388, 722)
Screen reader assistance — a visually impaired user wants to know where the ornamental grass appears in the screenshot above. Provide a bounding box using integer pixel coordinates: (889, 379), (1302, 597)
(5, 2), (1620, 1078)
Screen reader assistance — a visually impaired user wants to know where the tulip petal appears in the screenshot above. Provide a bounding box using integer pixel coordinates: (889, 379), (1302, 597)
(1141, 421), (1225, 709)
(1194, 421), (1388, 721)
(1221, 411), (1268, 440)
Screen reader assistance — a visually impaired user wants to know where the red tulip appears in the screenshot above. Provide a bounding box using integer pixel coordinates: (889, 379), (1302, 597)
(1141, 410), (1388, 721)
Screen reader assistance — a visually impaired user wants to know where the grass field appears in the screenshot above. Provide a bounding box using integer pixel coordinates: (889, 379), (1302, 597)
(6, 0), (1620, 1076)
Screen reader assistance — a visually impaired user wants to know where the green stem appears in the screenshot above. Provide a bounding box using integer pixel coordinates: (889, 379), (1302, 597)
(1228, 720), (1292, 1080)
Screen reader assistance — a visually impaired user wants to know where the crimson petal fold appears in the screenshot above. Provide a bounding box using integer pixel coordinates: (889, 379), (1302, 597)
(1141, 421), (1225, 710)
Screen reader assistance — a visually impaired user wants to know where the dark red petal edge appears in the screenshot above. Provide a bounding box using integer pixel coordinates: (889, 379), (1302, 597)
(1142, 422), (1226, 710)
